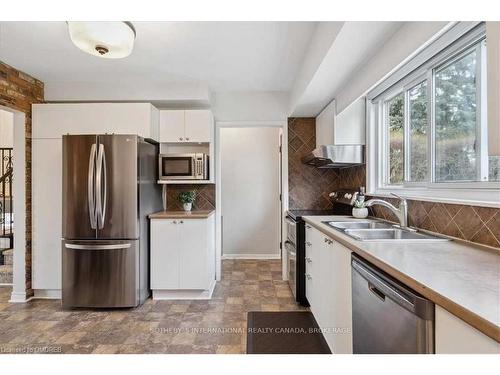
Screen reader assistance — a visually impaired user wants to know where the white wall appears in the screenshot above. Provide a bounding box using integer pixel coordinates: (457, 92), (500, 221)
(212, 91), (289, 122)
(335, 21), (450, 113)
(220, 127), (281, 258)
(0, 110), (14, 148)
(44, 81), (212, 108)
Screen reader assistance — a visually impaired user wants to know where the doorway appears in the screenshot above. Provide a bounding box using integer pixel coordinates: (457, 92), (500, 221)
(0, 109), (14, 285)
(220, 126), (282, 259)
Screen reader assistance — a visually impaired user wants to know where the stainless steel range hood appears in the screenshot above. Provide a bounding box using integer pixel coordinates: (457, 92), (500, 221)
(302, 145), (365, 168)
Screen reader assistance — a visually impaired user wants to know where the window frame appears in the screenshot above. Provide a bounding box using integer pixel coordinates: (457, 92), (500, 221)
(367, 22), (500, 207)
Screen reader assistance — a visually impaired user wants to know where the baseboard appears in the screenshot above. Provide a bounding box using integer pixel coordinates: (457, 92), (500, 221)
(152, 279), (216, 300)
(222, 254), (281, 260)
(9, 291), (31, 303)
(33, 289), (62, 299)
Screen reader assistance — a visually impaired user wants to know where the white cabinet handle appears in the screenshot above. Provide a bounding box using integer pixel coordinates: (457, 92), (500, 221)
(324, 238), (333, 245)
(306, 241), (312, 247)
(305, 257), (312, 263)
(172, 220), (177, 224)
(179, 137), (183, 141)
(185, 137), (190, 141)
(180, 220), (184, 224)
(306, 225), (311, 229)
(306, 274), (312, 280)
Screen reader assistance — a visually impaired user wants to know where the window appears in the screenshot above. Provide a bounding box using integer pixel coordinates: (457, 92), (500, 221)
(370, 23), (500, 204)
(387, 93), (404, 184)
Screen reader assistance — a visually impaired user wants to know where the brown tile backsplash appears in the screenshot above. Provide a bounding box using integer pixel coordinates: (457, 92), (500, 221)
(368, 198), (500, 249)
(165, 184), (215, 211)
(287, 117), (365, 210)
(288, 117), (499, 249)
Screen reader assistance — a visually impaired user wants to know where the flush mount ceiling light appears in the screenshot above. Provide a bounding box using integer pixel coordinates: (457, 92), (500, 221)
(67, 21), (136, 59)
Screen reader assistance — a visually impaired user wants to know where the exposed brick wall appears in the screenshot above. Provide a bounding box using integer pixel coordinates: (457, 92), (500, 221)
(288, 117), (365, 210)
(288, 116), (499, 249)
(165, 184), (215, 211)
(0, 61), (44, 296)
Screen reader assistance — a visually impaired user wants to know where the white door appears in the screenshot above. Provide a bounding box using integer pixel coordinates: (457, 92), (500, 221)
(179, 219), (209, 289)
(221, 127), (281, 258)
(150, 220), (179, 289)
(185, 110), (212, 143)
(159, 110), (185, 142)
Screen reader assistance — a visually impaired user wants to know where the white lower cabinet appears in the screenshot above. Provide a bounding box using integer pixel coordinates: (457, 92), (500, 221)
(305, 225), (353, 354)
(435, 305), (500, 354)
(150, 215), (216, 299)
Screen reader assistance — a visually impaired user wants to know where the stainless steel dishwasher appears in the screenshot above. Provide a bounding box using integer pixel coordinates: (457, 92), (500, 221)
(351, 255), (435, 354)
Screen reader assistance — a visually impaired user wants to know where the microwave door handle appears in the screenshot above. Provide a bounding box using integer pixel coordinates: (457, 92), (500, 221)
(87, 143), (97, 229)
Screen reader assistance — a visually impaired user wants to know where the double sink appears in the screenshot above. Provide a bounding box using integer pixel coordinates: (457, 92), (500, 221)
(323, 220), (448, 242)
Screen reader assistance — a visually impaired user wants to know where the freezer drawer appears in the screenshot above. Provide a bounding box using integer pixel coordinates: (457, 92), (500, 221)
(62, 240), (139, 308)
(351, 255), (434, 354)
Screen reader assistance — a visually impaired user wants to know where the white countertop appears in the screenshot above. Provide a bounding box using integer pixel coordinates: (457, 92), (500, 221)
(302, 215), (500, 342)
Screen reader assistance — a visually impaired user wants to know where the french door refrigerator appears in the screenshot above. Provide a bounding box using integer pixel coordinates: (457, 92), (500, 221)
(62, 134), (162, 308)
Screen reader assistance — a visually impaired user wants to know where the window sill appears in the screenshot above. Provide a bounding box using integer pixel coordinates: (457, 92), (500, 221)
(369, 187), (500, 208)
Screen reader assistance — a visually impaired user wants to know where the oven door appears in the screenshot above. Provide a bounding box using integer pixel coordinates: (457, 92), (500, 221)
(286, 240), (297, 299)
(159, 155), (196, 180)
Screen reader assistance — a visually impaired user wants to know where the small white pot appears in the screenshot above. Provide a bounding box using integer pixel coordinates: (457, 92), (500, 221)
(183, 202), (192, 212)
(352, 207), (368, 219)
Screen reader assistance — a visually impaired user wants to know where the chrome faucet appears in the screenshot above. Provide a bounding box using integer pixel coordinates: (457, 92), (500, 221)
(364, 193), (409, 229)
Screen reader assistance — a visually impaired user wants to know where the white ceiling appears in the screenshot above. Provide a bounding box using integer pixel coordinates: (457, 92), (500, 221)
(0, 21), (316, 92)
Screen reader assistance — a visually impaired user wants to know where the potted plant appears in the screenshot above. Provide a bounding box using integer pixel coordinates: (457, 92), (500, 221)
(352, 199), (368, 219)
(178, 191), (196, 212)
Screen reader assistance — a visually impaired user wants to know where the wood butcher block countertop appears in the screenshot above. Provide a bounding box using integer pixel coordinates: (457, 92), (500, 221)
(148, 209), (215, 219)
(302, 215), (500, 343)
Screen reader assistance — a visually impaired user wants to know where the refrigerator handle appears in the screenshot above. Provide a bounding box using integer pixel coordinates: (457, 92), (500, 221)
(87, 143), (97, 229)
(96, 143), (106, 229)
(101, 144), (107, 227)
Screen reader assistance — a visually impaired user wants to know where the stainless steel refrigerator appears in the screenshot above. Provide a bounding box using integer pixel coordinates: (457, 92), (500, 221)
(61, 134), (162, 308)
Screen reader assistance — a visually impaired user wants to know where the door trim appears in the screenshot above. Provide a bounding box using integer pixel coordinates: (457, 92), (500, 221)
(215, 121), (287, 281)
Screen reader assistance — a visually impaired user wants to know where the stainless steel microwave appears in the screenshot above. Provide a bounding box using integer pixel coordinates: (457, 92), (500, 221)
(159, 153), (209, 180)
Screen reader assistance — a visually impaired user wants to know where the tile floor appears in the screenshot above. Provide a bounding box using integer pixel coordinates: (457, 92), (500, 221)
(0, 259), (307, 354)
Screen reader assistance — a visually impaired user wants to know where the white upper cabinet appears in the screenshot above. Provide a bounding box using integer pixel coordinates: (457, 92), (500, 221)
(315, 98), (366, 147)
(32, 103), (159, 141)
(335, 97), (366, 145)
(185, 110), (213, 142)
(159, 110), (185, 142)
(315, 100), (335, 148)
(159, 109), (213, 143)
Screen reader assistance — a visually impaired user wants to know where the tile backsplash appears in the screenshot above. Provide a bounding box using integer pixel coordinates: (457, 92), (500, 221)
(288, 117), (365, 210)
(287, 116), (499, 249)
(369, 197), (500, 249)
(165, 184), (215, 211)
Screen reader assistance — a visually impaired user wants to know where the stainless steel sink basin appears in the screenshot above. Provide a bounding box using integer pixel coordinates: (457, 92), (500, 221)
(325, 221), (393, 230)
(322, 220), (449, 242)
(344, 228), (447, 241)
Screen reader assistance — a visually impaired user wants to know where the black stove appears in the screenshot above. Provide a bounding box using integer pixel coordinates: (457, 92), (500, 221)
(287, 209), (337, 222)
(285, 190), (358, 306)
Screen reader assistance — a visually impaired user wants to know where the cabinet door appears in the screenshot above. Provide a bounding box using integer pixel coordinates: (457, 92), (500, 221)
(184, 110), (212, 143)
(305, 226), (322, 314)
(32, 139), (62, 289)
(150, 219), (179, 289)
(159, 110), (185, 142)
(435, 305), (500, 354)
(329, 240), (353, 354)
(315, 100), (335, 148)
(178, 219), (210, 289)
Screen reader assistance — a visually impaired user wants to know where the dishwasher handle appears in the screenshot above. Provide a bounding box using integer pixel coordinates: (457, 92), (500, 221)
(352, 257), (434, 320)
